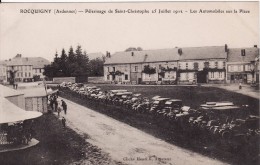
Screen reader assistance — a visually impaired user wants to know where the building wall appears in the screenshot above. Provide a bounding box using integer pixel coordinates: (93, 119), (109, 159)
(5, 95), (25, 110)
(226, 62), (255, 83)
(0, 64), (7, 83)
(7, 65), (33, 82)
(104, 64), (132, 82)
(33, 68), (45, 78)
(178, 60), (226, 84)
(25, 96), (48, 113)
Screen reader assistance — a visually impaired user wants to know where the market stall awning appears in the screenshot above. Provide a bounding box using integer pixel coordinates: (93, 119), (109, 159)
(0, 97), (42, 124)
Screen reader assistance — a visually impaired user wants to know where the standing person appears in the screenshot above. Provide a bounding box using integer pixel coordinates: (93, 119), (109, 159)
(61, 100), (67, 114)
(53, 95), (58, 112)
(49, 95), (54, 111)
(57, 105), (62, 117)
(61, 117), (66, 128)
(239, 82), (242, 90)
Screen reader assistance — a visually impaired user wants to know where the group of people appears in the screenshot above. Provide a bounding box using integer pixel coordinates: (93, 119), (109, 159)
(48, 93), (67, 128)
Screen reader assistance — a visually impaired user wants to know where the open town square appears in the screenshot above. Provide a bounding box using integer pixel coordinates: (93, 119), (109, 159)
(0, 1), (259, 165)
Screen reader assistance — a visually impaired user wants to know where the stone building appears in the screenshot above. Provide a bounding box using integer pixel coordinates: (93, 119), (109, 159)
(104, 49), (179, 84)
(3, 54), (50, 83)
(178, 46), (227, 84)
(104, 45), (228, 84)
(0, 61), (7, 83)
(226, 47), (259, 84)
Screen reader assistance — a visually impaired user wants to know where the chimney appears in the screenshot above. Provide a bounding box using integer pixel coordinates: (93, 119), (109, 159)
(241, 49), (246, 56)
(254, 45), (257, 48)
(178, 48), (182, 55)
(225, 44), (228, 52)
(131, 52), (134, 56)
(144, 54), (148, 62)
(106, 51), (111, 58)
(15, 54), (22, 58)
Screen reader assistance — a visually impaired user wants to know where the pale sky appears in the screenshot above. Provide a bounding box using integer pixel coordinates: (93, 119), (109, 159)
(0, 2), (259, 61)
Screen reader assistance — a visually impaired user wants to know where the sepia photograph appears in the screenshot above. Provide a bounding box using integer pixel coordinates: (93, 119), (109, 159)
(0, 1), (259, 165)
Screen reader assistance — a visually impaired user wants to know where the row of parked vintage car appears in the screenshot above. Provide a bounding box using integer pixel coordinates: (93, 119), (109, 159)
(58, 82), (259, 154)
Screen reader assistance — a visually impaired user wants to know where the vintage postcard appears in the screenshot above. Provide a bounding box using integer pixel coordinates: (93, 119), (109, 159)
(0, 1), (259, 165)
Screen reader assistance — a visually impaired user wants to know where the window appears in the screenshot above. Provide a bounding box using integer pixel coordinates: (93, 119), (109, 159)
(21, 73), (23, 77)
(210, 72), (214, 78)
(107, 75), (110, 80)
(230, 66), (234, 71)
(219, 72), (223, 79)
(245, 65), (249, 71)
(215, 61), (218, 68)
(194, 62), (199, 70)
(186, 63), (188, 69)
(125, 74), (128, 80)
(25, 72), (27, 77)
(238, 65), (241, 71)
(113, 67), (115, 72)
(233, 66), (238, 71)
(238, 65), (244, 72)
(29, 72), (31, 77)
(35, 69), (37, 73)
(107, 67), (110, 72)
(185, 73), (188, 80)
(134, 66), (138, 72)
(25, 66), (27, 71)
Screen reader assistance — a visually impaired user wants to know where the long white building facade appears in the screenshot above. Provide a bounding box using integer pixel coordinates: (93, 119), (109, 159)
(104, 45), (259, 84)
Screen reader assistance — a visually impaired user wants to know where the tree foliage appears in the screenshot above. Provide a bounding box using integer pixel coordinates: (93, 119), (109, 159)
(142, 65), (156, 75)
(89, 57), (105, 77)
(43, 45), (90, 78)
(125, 47), (143, 52)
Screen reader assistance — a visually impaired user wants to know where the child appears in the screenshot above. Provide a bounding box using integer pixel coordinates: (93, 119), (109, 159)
(239, 82), (242, 90)
(57, 105), (62, 117)
(61, 117), (66, 128)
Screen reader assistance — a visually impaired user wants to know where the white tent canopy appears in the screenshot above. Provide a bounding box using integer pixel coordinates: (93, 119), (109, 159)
(0, 97), (42, 124)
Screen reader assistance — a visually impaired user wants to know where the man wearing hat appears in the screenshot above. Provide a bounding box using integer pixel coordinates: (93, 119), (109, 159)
(61, 100), (67, 114)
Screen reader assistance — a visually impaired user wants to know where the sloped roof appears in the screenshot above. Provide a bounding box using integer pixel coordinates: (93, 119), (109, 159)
(28, 57), (50, 68)
(20, 87), (47, 97)
(105, 48), (180, 65)
(0, 97), (42, 124)
(5, 57), (50, 68)
(0, 85), (24, 97)
(0, 61), (7, 65)
(105, 46), (227, 65)
(227, 47), (259, 62)
(88, 52), (104, 60)
(6, 58), (32, 66)
(179, 46), (227, 60)
(17, 82), (47, 97)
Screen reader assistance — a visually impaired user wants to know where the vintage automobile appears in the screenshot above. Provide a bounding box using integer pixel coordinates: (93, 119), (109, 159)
(199, 101), (245, 123)
(150, 98), (170, 114)
(159, 99), (183, 118)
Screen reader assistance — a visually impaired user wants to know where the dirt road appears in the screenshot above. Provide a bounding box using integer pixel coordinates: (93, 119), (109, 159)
(57, 98), (228, 165)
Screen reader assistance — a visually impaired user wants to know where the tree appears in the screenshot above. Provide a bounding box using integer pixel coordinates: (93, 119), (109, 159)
(43, 45), (91, 80)
(125, 47), (143, 52)
(142, 65), (156, 75)
(60, 48), (68, 76)
(89, 57), (104, 77)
